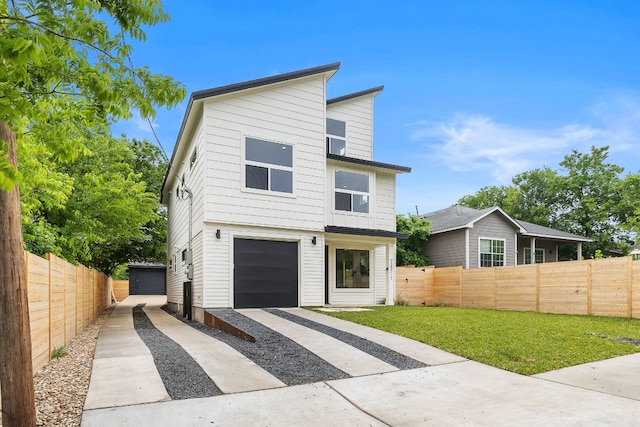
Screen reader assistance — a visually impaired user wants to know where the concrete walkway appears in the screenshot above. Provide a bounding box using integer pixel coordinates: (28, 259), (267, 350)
(82, 296), (640, 426)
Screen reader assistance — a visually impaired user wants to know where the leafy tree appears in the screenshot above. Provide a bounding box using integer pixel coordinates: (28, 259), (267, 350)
(0, 2), (185, 425)
(396, 214), (431, 266)
(458, 146), (639, 259)
(555, 146), (625, 256)
(457, 185), (515, 210)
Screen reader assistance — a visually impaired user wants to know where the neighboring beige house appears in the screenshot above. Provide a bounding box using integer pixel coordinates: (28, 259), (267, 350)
(160, 63), (410, 320)
(421, 205), (591, 269)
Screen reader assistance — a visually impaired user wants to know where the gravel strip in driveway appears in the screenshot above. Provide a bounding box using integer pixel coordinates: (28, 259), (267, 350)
(132, 305), (222, 399)
(267, 309), (427, 370)
(165, 308), (350, 386)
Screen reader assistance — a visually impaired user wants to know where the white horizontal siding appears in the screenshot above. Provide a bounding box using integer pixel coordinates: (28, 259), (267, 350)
(201, 223), (324, 308)
(327, 96), (374, 160)
(202, 77), (326, 231)
(375, 173), (396, 231)
(374, 246), (387, 304)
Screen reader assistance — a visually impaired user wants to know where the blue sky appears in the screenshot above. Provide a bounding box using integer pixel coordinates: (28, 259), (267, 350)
(113, 0), (640, 215)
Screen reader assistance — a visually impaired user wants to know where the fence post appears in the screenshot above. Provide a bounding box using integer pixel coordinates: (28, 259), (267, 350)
(587, 260), (592, 316)
(47, 253), (52, 361)
(535, 264), (540, 313)
(458, 266), (463, 308)
(628, 257), (633, 318)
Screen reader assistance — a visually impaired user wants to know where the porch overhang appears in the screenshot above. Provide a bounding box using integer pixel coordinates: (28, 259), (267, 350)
(325, 225), (406, 239)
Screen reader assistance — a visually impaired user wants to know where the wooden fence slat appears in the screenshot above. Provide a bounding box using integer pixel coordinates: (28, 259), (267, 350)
(397, 257), (640, 319)
(22, 251), (111, 373)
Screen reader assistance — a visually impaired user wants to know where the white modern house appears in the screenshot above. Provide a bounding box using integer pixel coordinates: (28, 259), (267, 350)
(160, 63), (410, 321)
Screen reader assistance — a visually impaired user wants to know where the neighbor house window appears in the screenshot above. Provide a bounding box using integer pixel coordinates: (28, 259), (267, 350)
(524, 248), (544, 264)
(479, 238), (505, 267)
(190, 148), (197, 169)
(336, 249), (370, 289)
(326, 118), (346, 155)
(245, 137), (293, 193)
(335, 170), (369, 213)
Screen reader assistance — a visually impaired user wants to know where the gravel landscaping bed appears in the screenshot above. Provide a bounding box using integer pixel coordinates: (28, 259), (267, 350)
(0, 306), (113, 427)
(165, 308), (350, 385)
(132, 305), (222, 399)
(266, 309), (427, 370)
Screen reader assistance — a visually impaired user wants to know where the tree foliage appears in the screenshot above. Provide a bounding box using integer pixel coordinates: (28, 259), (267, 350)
(458, 146), (640, 258)
(0, 2), (185, 425)
(396, 214), (431, 266)
(21, 134), (168, 275)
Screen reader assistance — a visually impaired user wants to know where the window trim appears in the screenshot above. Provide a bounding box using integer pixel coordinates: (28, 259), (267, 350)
(241, 135), (295, 197)
(524, 247), (545, 264)
(333, 169), (371, 215)
(478, 237), (506, 267)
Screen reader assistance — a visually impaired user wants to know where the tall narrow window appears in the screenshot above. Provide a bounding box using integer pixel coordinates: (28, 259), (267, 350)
(190, 148), (197, 169)
(479, 238), (505, 267)
(335, 170), (369, 213)
(326, 118), (346, 155)
(336, 249), (370, 288)
(245, 137), (293, 194)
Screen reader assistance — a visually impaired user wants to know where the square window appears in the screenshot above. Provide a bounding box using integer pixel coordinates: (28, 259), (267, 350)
(246, 165), (268, 190)
(480, 238), (505, 267)
(327, 118), (346, 137)
(327, 137), (346, 155)
(271, 169), (293, 193)
(353, 194), (369, 213)
(335, 192), (351, 211)
(336, 249), (370, 288)
(244, 137), (293, 194)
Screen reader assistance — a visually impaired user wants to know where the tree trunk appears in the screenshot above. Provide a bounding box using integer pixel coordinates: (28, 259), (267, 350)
(0, 121), (36, 427)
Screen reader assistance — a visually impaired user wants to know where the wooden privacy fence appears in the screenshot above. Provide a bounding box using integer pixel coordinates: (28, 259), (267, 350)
(396, 257), (640, 319)
(112, 279), (129, 301)
(25, 251), (112, 372)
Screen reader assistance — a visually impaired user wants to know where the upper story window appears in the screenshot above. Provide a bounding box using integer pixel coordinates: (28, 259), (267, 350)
(245, 137), (293, 194)
(190, 148), (197, 169)
(335, 170), (369, 213)
(326, 118), (346, 156)
(479, 238), (505, 267)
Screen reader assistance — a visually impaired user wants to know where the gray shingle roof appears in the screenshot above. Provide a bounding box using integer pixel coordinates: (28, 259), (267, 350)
(421, 205), (590, 242)
(515, 219), (591, 242)
(421, 205), (510, 233)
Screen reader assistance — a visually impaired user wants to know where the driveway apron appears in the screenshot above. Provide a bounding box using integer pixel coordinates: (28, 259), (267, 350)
(82, 296), (640, 426)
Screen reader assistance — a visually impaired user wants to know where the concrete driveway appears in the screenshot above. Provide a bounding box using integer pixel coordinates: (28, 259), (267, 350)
(81, 295), (640, 426)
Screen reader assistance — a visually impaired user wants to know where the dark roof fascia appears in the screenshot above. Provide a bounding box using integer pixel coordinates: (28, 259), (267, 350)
(192, 62), (341, 101)
(160, 62), (342, 203)
(127, 264), (166, 270)
(327, 153), (411, 173)
(327, 86), (384, 105)
(325, 225), (407, 239)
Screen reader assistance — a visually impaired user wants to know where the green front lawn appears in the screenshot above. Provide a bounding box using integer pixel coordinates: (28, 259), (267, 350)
(319, 306), (640, 375)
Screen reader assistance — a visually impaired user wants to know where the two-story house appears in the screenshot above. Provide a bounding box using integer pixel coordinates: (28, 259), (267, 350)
(160, 63), (410, 321)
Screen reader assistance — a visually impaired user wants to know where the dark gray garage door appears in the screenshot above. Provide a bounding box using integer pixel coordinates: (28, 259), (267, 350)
(234, 238), (298, 309)
(129, 265), (166, 295)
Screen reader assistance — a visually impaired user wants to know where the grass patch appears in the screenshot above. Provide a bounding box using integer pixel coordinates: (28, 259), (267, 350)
(319, 306), (640, 375)
(51, 346), (67, 359)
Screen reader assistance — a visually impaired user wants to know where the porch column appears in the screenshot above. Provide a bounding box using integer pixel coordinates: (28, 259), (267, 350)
(531, 237), (536, 265)
(577, 242), (583, 260)
(386, 243), (395, 305)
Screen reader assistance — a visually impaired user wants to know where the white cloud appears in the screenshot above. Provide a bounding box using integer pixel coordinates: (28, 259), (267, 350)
(410, 96), (640, 182)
